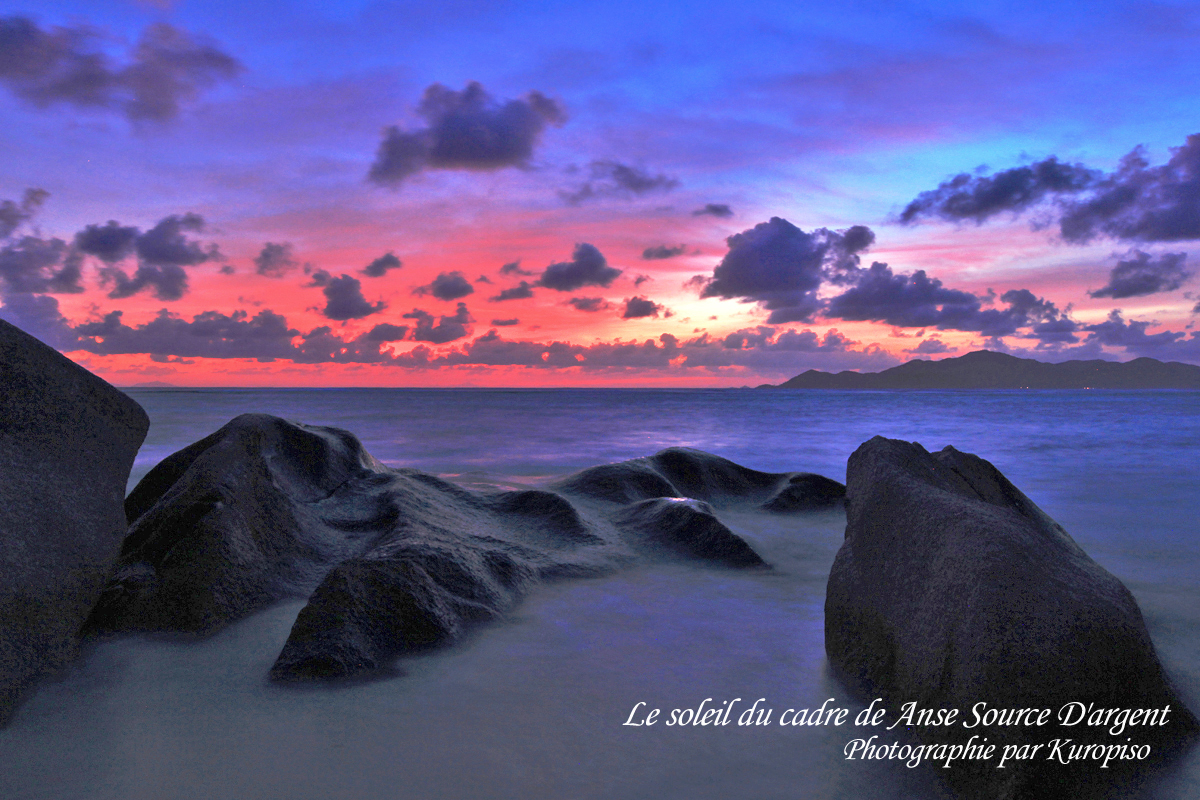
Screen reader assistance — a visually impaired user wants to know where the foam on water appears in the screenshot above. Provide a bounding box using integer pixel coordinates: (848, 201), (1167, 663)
(2, 389), (1197, 799)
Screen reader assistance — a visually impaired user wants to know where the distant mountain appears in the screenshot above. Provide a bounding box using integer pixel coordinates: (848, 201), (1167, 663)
(763, 350), (1200, 389)
(126, 381), (178, 388)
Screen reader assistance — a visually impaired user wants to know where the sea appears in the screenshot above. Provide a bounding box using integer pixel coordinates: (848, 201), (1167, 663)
(1, 388), (1197, 799)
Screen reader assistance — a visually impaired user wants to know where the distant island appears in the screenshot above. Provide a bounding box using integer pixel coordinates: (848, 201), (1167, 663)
(761, 350), (1200, 390)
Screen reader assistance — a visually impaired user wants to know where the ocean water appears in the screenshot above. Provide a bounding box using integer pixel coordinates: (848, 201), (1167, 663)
(2, 389), (1198, 799)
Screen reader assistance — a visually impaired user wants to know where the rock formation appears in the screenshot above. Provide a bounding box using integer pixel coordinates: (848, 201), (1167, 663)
(826, 436), (1197, 797)
(91, 414), (843, 681)
(0, 319), (148, 725)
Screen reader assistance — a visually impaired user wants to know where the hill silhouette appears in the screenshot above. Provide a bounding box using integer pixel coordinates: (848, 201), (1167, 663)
(764, 350), (1200, 389)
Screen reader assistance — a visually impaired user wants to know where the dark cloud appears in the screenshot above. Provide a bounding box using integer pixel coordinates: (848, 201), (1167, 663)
(499, 260), (533, 276)
(1059, 139), (1200, 242)
(304, 268), (331, 287)
(0, 188), (48, 238)
(905, 337), (957, 355)
(642, 244), (685, 260)
(84, 212), (214, 300)
(284, 326), (403, 362)
(368, 81), (565, 186)
(490, 318), (519, 326)
(538, 243), (621, 291)
(394, 333), (585, 370)
(0, 292), (78, 350)
(362, 251), (401, 277)
(560, 161), (678, 205)
(219, 264), (235, 275)
(825, 261), (1078, 343)
(633, 274), (652, 287)
(1083, 310), (1200, 359)
(1089, 251), (1191, 299)
(899, 157), (1096, 224)
(902, 134), (1200, 244)
(490, 280), (534, 302)
(475, 274), (492, 284)
(722, 326), (774, 350)
(136, 213), (215, 267)
(321, 274), (386, 320)
(404, 302), (473, 344)
(975, 336), (1106, 362)
(566, 296), (612, 312)
(571, 334), (682, 370)
(68, 212), (215, 300)
(825, 261), (981, 329)
(74, 220), (139, 263)
(414, 271), (474, 301)
(1, 192), (80, 295)
(0, 235), (83, 294)
(622, 296), (664, 319)
(693, 203), (733, 218)
(665, 328), (879, 372)
(364, 323), (409, 341)
(292, 327), (398, 364)
(292, 323), (429, 364)
(0, 16), (241, 121)
(101, 262), (188, 301)
(771, 328), (855, 352)
(976, 289), (1080, 344)
(698, 217), (874, 324)
(121, 23), (244, 121)
(367, 131), (426, 187)
(75, 308), (298, 361)
(719, 325), (854, 353)
(255, 241), (297, 277)
(836, 225), (877, 268)
(1028, 315), (1081, 345)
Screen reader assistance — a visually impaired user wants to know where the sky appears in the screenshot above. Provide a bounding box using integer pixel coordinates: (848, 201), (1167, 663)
(2, 0), (1200, 387)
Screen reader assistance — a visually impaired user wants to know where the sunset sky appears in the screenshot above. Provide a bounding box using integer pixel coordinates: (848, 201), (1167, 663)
(2, 0), (1199, 386)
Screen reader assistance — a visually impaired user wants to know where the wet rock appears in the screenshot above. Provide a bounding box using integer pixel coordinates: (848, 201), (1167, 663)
(98, 417), (842, 681)
(551, 446), (845, 511)
(826, 436), (1197, 797)
(89, 414), (392, 634)
(760, 473), (846, 512)
(0, 320), (148, 724)
(271, 542), (536, 681)
(613, 497), (766, 567)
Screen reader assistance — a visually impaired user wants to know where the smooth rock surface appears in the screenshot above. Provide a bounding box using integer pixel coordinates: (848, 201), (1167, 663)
(611, 497), (767, 567)
(550, 446), (845, 511)
(94, 416), (843, 681)
(0, 319), (148, 724)
(826, 436), (1197, 797)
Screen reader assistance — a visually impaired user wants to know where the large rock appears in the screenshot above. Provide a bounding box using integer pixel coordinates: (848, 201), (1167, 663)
(90, 413), (407, 634)
(95, 416), (842, 681)
(0, 319), (148, 724)
(826, 436), (1197, 797)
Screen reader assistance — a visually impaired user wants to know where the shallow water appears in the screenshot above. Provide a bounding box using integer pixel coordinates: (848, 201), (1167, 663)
(2, 389), (1198, 799)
